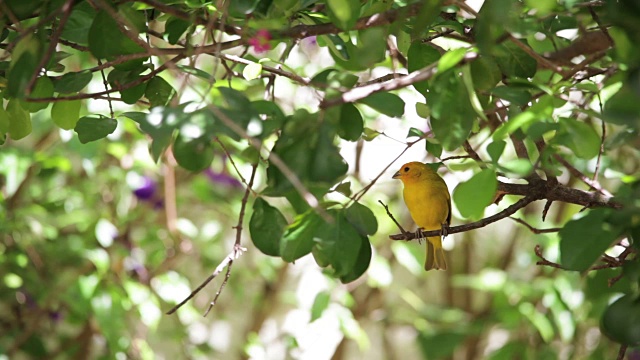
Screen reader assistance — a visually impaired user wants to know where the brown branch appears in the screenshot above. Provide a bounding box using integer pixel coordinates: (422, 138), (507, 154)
(135, 0), (242, 36)
(278, 3), (425, 39)
(389, 195), (538, 241)
(546, 31), (612, 65)
(320, 52), (478, 108)
(24, 54), (186, 102)
(25, 0), (75, 95)
(218, 53), (311, 85)
(357, 73), (407, 87)
(496, 179), (620, 209)
(617, 345), (628, 360)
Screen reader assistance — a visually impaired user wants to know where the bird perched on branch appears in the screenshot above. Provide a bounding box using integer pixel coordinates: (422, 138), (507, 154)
(393, 162), (451, 271)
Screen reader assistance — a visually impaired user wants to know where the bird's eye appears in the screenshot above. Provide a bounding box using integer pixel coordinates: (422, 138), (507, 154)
(404, 167), (409, 172)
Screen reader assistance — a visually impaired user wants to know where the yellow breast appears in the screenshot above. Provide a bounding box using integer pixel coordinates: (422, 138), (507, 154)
(403, 180), (450, 231)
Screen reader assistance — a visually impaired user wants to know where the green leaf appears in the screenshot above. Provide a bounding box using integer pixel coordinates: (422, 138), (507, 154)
(358, 92), (405, 117)
(52, 100), (82, 130)
(487, 140), (506, 163)
(280, 211), (323, 262)
(23, 76), (54, 112)
(491, 86), (532, 106)
(407, 127), (425, 138)
(249, 198), (288, 256)
(407, 41), (441, 96)
(353, 27), (387, 69)
(7, 34), (41, 98)
(0, 106), (9, 135)
(74, 116), (117, 143)
(122, 109), (185, 161)
(266, 117), (347, 196)
(252, 100), (285, 138)
(88, 10), (146, 66)
(438, 48), (468, 73)
(310, 291), (331, 322)
(601, 293), (640, 346)
(6, 100), (32, 140)
(426, 70), (476, 150)
(410, 0), (444, 38)
(334, 181), (352, 197)
(145, 77), (176, 108)
(339, 235), (371, 283)
(338, 103), (363, 141)
(470, 56), (502, 91)
(493, 41), (537, 78)
(312, 211), (363, 277)
(243, 62), (263, 81)
(320, 34), (350, 61)
(172, 118), (215, 171)
(61, 2), (95, 45)
(426, 140), (443, 158)
(556, 118), (601, 159)
(475, 0), (511, 55)
(164, 17), (191, 45)
(453, 168), (497, 219)
(54, 71), (93, 93)
(345, 202), (378, 236)
(418, 331), (468, 360)
(310, 123), (350, 183)
(326, 0), (360, 30)
(559, 209), (620, 271)
(492, 110), (537, 140)
(603, 84), (640, 129)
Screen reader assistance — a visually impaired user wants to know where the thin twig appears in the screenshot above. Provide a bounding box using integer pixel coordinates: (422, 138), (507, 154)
(206, 104), (331, 222)
(203, 254), (235, 316)
(553, 154), (613, 197)
(166, 164), (257, 315)
(320, 52), (478, 108)
(353, 139), (420, 203)
(509, 217), (561, 234)
(594, 93), (606, 182)
(165, 246), (246, 314)
(213, 137), (250, 187)
(617, 344), (628, 360)
(378, 200), (408, 235)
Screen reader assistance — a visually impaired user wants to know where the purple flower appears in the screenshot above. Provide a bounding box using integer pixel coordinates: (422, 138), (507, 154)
(204, 169), (243, 188)
(48, 310), (63, 322)
(133, 176), (156, 200)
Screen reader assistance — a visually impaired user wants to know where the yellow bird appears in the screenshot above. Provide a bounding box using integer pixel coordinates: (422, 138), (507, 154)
(393, 162), (451, 271)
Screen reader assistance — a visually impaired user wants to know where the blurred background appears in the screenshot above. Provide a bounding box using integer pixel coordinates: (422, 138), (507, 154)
(1, 0), (637, 359)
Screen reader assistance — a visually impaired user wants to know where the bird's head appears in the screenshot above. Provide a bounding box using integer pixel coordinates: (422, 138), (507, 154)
(392, 162), (433, 183)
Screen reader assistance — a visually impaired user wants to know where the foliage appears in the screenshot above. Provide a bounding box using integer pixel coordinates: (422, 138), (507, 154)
(1, 0), (640, 358)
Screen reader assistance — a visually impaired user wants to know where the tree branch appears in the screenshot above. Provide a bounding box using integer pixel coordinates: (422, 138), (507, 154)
(320, 52), (478, 108)
(389, 195), (538, 241)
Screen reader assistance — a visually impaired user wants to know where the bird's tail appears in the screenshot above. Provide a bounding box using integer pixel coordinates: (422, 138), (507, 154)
(425, 236), (447, 271)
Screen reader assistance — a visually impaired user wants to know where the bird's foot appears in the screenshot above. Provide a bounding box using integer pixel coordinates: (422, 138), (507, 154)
(415, 228), (425, 244)
(441, 223), (449, 238)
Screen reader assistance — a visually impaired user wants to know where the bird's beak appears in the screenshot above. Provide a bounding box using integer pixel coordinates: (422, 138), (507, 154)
(392, 171), (401, 179)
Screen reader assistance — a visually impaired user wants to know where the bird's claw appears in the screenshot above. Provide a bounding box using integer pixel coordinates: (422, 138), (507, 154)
(414, 228), (425, 244)
(441, 223), (449, 238)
